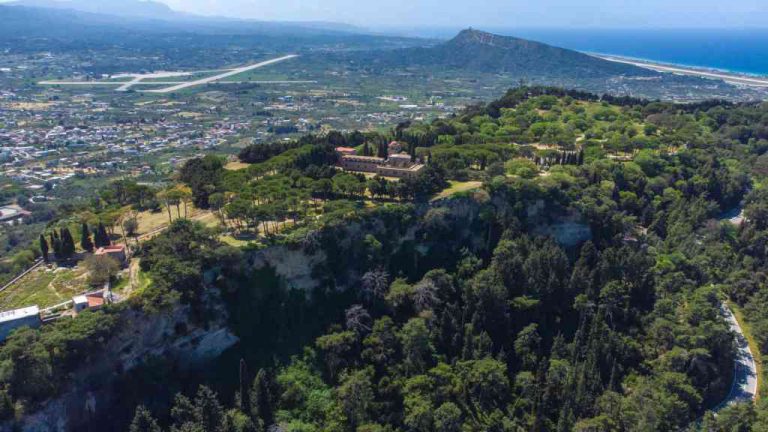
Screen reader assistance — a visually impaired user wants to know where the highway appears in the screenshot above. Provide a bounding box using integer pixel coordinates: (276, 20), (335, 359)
(144, 54), (298, 94)
(594, 55), (768, 87)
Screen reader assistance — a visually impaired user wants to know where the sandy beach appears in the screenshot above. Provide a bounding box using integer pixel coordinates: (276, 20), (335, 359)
(592, 54), (768, 87)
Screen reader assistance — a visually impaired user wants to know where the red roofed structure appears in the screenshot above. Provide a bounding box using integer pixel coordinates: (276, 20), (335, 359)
(94, 244), (127, 265)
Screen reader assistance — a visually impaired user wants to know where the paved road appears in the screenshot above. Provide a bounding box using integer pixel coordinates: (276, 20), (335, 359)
(594, 55), (768, 88)
(716, 304), (758, 410)
(144, 54), (298, 94)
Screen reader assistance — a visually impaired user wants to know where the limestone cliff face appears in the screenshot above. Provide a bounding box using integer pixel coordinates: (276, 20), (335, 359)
(5, 300), (238, 432)
(246, 244), (327, 291)
(6, 195), (592, 432)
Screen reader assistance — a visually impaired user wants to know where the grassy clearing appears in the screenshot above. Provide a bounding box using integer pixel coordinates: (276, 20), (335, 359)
(220, 235), (255, 247)
(225, 161), (251, 171)
(730, 302), (764, 399)
(135, 205), (214, 236)
(0, 265), (91, 310)
(131, 269), (152, 298)
(432, 181), (483, 201)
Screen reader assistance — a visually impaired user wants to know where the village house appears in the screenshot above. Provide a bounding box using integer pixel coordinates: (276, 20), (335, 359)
(73, 291), (109, 314)
(94, 244), (128, 266)
(0, 306), (41, 342)
(0, 205), (31, 225)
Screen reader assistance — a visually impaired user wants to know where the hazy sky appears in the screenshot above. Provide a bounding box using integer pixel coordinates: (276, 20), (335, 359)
(155, 0), (767, 28)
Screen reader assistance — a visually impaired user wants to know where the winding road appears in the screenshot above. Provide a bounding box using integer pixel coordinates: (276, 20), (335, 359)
(716, 304), (758, 411)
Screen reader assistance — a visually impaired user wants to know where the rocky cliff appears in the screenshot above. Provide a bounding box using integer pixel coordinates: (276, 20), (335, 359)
(7, 192), (592, 431)
(5, 300), (238, 432)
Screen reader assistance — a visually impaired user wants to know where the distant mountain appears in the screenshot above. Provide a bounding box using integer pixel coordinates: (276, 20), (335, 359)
(350, 29), (655, 79)
(10, 0), (367, 33)
(0, 3), (367, 39)
(11, 0), (178, 19)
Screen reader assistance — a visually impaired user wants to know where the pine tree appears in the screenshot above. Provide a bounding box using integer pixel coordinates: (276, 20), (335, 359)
(80, 222), (94, 253)
(130, 405), (161, 432)
(39, 235), (49, 263)
(193, 386), (224, 432)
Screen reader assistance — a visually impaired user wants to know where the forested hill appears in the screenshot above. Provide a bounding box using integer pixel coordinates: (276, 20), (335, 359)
(342, 29), (656, 79)
(7, 88), (768, 431)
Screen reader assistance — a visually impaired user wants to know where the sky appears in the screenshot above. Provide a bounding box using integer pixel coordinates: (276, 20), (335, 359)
(154, 0), (767, 28)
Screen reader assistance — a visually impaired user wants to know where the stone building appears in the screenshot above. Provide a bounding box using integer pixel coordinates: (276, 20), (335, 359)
(336, 146), (425, 179)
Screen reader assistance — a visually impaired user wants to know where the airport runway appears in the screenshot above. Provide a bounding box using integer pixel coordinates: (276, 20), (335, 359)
(144, 54), (298, 93)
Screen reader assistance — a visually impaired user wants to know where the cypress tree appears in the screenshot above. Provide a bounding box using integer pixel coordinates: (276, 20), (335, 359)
(377, 141), (388, 158)
(250, 369), (274, 426)
(51, 231), (62, 259)
(238, 358), (249, 411)
(81, 223), (94, 253)
(60, 227), (76, 258)
(39, 235), (49, 263)
(95, 222), (110, 247)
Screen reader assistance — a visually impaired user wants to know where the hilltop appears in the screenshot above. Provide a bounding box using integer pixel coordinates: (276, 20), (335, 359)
(344, 28), (656, 79)
(3, 88), (768, 430)
(437, 29), (653, 77)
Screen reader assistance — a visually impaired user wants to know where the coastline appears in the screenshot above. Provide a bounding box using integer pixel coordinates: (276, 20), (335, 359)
(589, 53), (768, 87)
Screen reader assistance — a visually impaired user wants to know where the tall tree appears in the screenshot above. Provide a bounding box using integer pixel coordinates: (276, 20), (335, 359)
(193, 386), (225, 432)
(129, 405), (161, 432)
(80, 223), (94, 253)
(50, 230), (62, 259)
(239, 359), (249, 412)
(39, 235), (49, 263)
(59, 227), (76, 259)
(94, 222), (110, 248)
(250, 369), (275, 426)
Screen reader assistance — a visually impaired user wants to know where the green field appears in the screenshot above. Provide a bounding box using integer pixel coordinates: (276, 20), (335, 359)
(0, 266), (89, 310)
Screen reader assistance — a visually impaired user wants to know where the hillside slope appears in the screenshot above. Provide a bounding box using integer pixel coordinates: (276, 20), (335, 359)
(354, 29), (655, 79)
(0, 4), (365, 39)
(12, 0), (177, 19)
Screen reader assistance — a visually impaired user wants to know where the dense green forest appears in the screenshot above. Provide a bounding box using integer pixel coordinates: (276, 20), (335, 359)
(4, 87), (768, 431)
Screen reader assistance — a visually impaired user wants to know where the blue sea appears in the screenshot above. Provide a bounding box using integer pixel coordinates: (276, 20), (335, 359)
(398, 27), (768, 76)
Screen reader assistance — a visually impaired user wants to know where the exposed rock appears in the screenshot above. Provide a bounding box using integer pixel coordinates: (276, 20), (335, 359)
(4, 300), (238, 432)
(248, 245), (326, 291)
